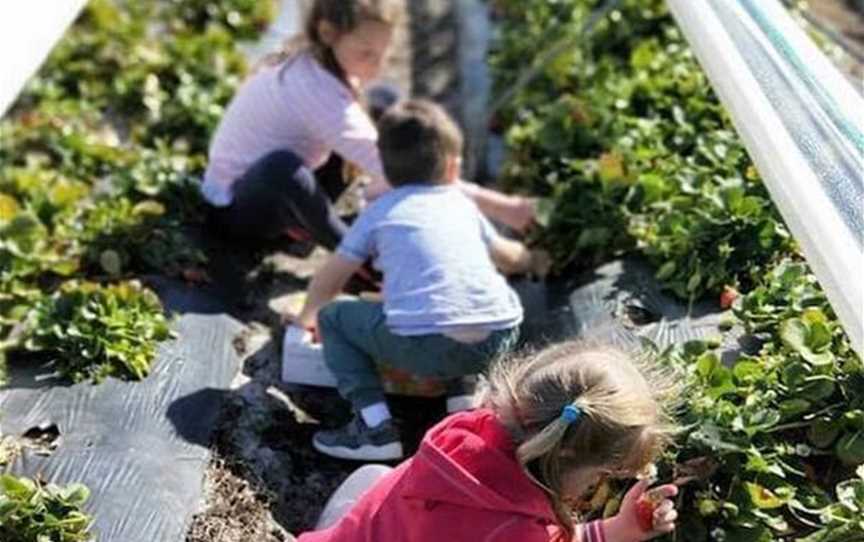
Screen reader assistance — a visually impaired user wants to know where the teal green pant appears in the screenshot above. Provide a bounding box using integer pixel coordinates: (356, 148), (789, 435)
(318, 299), (520, 409)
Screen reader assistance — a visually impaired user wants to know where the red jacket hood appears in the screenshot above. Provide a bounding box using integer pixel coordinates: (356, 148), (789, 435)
(298, 409), (559, 542)
(400, 408), (555, 519)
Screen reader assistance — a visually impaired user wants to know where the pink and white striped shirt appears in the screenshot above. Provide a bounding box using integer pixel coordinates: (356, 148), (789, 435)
(201, 51), (388, 207)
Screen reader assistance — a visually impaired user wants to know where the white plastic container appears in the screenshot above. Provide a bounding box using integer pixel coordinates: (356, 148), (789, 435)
(280, 325), (338, 388)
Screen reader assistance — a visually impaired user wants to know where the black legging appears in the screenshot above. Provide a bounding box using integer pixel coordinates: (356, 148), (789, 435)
(209, 150), (350, 251)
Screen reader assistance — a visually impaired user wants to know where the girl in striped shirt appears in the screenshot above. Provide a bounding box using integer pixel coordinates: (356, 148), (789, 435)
(203, 0), (536, 260)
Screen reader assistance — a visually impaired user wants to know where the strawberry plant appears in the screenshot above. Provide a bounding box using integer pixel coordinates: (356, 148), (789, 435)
(798, 466), (864, 542)
(133, 28), (247, 154)
(654, 260), (863, 540)
(493, 0), (792, 300)
(158, 0), (278, 41)
(24, 281), (175, 382)
(71, 197), (206, 278)
(0, 475), (93, 542)
(0, 0), (271, 384)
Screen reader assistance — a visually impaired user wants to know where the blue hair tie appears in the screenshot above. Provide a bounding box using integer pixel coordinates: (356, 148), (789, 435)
(561, 404), (583, 424)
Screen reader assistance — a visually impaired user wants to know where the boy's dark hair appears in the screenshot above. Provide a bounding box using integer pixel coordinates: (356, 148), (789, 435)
(376, 99), (464, 186)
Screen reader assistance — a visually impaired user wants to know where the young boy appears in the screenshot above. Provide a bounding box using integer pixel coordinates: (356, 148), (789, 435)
(289, 100), (547, 461)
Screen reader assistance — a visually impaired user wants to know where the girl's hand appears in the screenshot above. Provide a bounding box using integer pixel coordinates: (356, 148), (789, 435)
(606, 480), (678, 541)
(507, 196), (538, 233)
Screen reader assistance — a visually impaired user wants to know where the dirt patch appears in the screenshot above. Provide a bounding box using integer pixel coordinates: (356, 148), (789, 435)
(186, 458), (291, 542)
(0, 435), (20, 467)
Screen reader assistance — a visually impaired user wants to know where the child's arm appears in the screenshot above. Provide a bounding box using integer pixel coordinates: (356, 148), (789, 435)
(572, 481), (678, 542)
(458, 181), (537, 233)
(294, 254), (363, 329)
(489, 236), (551, 278)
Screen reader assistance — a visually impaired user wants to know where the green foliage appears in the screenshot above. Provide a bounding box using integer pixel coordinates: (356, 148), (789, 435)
(0, 0), (276, 383)
(656, 260), (863, 540)
(0, 475), (93, 542)
(492, 0), (791, 299)
(797, 466), (864, 542)
(158, 0), (278, 41)
(24, 281), (175, 382)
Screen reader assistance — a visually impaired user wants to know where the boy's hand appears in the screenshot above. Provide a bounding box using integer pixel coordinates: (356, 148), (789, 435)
(284, 322), (319, 345)
(606, 480), (678, 541)
(282, 314), (319, 340)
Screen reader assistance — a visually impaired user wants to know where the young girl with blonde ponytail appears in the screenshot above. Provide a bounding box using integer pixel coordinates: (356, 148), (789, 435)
(293, 342), (681, 542)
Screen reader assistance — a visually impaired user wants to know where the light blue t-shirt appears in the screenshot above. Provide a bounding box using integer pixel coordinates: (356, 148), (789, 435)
(337, 184), (524, 336)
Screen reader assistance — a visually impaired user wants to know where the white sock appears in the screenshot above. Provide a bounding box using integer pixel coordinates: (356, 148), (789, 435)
(360, 402), (392, 428)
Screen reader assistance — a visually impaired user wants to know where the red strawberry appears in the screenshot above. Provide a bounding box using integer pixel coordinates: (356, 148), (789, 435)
(635, 494), (657, 532)
(719, 286), (738, 309)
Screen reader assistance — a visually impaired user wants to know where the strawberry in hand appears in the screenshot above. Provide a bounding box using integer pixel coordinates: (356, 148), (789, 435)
(635, 490), (662, 531)
(605, 480), (678, 541)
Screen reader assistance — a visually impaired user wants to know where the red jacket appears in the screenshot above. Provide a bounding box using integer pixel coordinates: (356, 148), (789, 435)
(298, 409), (564, 542)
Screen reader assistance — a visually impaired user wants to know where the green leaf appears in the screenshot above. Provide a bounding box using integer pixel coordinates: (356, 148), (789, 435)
(801, 379), (836, 402)
(745, 482), (786, 509)
(808, 419), (841, 448)
(690, 422), (746, 453)
(779, 399), (811, 419)
(48, 180), (90, 207)
(733, 361), (764, 385)
(51, 257), (81, 276)
(576, 227), (611, 249)
(656, 261), (676, 281)
(781, 362), (807, 387)
(835, 477), (864, 509)
(132, 200), (166, 216)
(0, 474), (35, 498)
(745, 451), (786, 478)
(535, 197), (555, 228)
(687, 271), (702, 293)
(780, 318), (808, 353)
(836, 432), (864, 467)
(60, 483), (90, 505)
(99, 249), (123, 276)
(696, 352), (719, 379)
(0, 193), (21, 223)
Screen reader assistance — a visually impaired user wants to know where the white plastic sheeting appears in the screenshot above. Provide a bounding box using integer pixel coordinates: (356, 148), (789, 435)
(668, 0), (864, 356)
(0, 0), (88, 117)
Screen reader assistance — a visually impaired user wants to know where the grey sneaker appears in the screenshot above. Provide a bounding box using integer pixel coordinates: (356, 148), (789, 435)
(313, 416), (404, 461)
